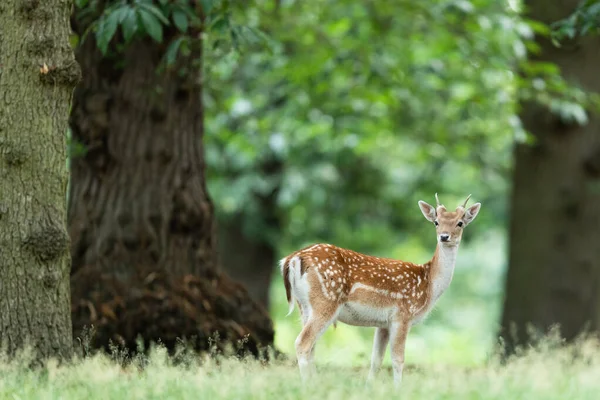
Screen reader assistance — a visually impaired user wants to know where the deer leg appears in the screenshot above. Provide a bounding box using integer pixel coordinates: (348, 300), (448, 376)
(297, 302), (317, 366)
(294, 306), (338, 381)
(297, 301), (309, 325)
(367, 327), (390, 381)
(389, 321), (410, 387)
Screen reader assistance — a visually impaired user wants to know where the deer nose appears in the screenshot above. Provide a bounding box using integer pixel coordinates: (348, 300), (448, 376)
(440, 234), (450, 242)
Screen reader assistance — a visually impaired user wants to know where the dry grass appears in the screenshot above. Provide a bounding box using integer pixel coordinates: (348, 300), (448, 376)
(0, 334), (598, 399)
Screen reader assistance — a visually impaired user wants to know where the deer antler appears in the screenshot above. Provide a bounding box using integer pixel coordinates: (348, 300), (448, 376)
(435, 193), (441, 208)
(460, 194), (472, 209)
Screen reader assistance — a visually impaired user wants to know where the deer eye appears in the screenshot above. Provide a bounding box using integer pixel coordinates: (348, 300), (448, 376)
(434, 221), (439, 226)
(457, 221), (463, 227)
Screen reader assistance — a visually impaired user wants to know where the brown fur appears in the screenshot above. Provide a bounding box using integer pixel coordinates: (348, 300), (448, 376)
(280, 196), (482, 386)
(283, 261), (292, 304)
(285, 244), (432, 320)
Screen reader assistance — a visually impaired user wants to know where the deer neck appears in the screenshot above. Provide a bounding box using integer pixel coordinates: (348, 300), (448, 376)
(428, 243), (459, 304)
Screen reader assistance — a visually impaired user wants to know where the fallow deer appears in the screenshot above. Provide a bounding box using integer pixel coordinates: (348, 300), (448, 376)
(279, 194), (481, 386)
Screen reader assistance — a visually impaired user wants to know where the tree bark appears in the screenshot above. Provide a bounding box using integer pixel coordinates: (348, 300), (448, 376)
(500, 0), (600, 352)
(68, 34), (216, 281)
(68, 7), (273, 355)
(0, 0), (80, 360)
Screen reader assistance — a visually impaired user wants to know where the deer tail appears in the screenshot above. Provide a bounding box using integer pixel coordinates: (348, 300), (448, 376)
(280, 255), (301, 317)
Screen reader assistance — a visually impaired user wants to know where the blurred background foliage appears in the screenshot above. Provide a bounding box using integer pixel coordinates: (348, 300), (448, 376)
(73, 0), (598, 366)
(202, 0), (528, 365)
(204, 0), (521, 245)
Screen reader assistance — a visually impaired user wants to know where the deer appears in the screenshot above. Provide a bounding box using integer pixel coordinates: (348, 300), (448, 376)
(279, 194), (481, 386)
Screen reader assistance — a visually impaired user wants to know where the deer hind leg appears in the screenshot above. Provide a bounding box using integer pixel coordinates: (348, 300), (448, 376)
(389, 320), (410, 387)
(297, 302), (317, 366)
(294, 304), (338, 381)
(297, 301), (309, 325)
(367, 327), (390, 381)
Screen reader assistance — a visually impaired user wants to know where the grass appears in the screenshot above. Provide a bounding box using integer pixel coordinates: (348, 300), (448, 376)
(0, 335), (599, 399)
(2, 231), (593, 399)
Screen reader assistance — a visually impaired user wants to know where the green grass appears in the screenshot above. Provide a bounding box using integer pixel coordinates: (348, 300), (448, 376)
(3, 231), (594, 399)
(0, 336), (599, 399)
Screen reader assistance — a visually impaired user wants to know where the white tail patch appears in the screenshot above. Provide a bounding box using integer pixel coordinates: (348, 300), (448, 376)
(284, 256), (302, 317)
(279, 256), (288, 275)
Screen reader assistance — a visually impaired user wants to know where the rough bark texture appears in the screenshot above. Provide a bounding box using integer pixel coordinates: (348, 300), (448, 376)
(68, 9), (274, 355)
(0, 0), (80, 360)
(500, 0), (600, 352)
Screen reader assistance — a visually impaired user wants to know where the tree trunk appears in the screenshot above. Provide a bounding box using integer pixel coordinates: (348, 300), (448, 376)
(68, 9), (273, 355)
(500, 0), (600, 352)
(0, 0), (80, 360)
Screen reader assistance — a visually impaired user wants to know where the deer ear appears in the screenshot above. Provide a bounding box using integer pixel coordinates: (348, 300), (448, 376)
(463, 202), (481, 225)
(418, 201), (436, 222)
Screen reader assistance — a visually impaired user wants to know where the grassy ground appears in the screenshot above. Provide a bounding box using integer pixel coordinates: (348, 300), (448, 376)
(3, 232), (594, 399)
(0, 336), (598, 399)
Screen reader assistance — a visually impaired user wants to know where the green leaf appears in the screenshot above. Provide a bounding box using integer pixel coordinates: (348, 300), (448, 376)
(588, 3), (600, 16)
(581, 20), (595, 35)
(138, 9), (164, 43)
(172, 10), (189, 33)
(210, 14), (230, 34)
(176, 3), (202, 26)
(164, 37), (185, 66)
(139, 3), (170, 25)
(121, 7), (138, 42)
(95, 10), (120, 55)
(113, 6), (131, 23)
(200, 0), (214, 14)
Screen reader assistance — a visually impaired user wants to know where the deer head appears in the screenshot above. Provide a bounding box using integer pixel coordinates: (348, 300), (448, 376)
(418, 193), (481, 247)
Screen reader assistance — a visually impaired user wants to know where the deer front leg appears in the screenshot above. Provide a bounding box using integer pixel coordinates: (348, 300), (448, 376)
(389, 321), (410, 387)
(294, 306), (338, 381)
(367, 327), (390, 381)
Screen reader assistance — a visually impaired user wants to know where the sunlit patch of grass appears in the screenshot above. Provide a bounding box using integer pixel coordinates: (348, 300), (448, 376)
(0, 334), (599, 399)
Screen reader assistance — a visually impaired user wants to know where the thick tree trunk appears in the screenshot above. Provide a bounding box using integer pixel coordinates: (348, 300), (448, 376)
(68, 38), (216, 280)
(68, 11), (273, 355)
(0, 0), (80, 360)
(500, 0), (600, 352)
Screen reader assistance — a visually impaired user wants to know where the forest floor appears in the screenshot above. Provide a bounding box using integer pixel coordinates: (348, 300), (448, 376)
(0, 336), (598, 399)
